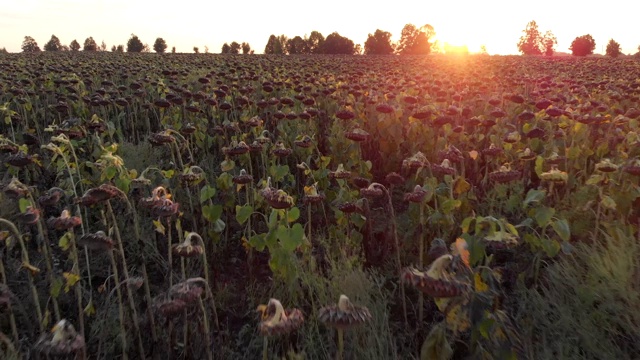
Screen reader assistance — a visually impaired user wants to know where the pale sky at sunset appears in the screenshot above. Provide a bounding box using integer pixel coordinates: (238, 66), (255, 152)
(1, 0), (637, 55)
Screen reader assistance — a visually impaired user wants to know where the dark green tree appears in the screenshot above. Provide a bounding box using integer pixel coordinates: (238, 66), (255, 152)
(364, 29), (395, 55)
(153, 37), (167, 53)
(116, 45), (124, 52)
(44, 35), (62, 51)
(286, 36), (308, 54)
(570, 34), (596, 56)
(70, 39), (80, 51)
(264, 34), (286, 54)
(21, 36), (40, 52)
(306, 31), (325, 54)
(127, 34), (144, 52)
(229, 41), (241, 54)
(396, 24), (434, 55)
(605, 39), (621, 57)
(221, 43), (230, 54)
(319, 32), (355, 54)
(83, 37), (97, 51)
(241, 42), (251, 54)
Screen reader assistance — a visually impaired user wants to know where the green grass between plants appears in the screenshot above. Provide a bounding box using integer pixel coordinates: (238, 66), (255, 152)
(516, 227), (640, 360)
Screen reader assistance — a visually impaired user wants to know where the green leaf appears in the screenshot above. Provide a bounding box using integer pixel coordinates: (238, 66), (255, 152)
(84, 299), (96, 316)
(115, 176), (130, 194)
(270, 165), (290, 182)
(202, 204), (223, 223)
(50, 277), (63, 298)
(18, 198), (31, 213)
(534, 206), (555, 227)
(586, 174), (603, 186)
(523, 189), (545, 208)
(552, 219), (571, 242)
(58, 232), (72, 251)
(420, 323), (453, 360)
(534, 156), (544, 177)
(460, 217), (474, 233)
(212, 219), (226, 233)
(600, 195), (617, 210)
(440, 199), (462, 214)
(102, 166), (117, 181)
(221, 159), (235, 172)
(541, 238), (561, 257)
(249, 233), (266, 251)
(235, 205), (253, 225)
(279, 223), (304, 252)
(200, 185), (217, 203)
(287, 207), (300, 223)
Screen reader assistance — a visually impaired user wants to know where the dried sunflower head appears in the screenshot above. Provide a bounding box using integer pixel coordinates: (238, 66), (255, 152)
(318, 295), (371, 330)
(172, 232), (205, 258)
(257, 298), (304, 337)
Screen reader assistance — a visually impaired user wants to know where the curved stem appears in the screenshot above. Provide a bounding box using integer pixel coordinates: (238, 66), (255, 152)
(106, 201), (146, 360)
(0, 218), (43, 332)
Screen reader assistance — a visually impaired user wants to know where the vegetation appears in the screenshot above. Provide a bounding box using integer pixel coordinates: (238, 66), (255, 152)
(126, 34), (144, 53)
(570, 34), (596, 56)
(396, 24), (435, 55)
(606, 38), (622, 57)
(153, 37), (168, 53)
(69, 39), (80, 52)
(44, 35), (63, 52)
(364, 29), (395, 55)
(20, 36), (40, 52)
(83, 37), (98, 51)
(517, 20), (557, 55)
(0, 39), (639, 360)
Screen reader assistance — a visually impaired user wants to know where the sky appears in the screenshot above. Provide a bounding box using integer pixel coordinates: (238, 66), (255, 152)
(0, 0), (638, 55)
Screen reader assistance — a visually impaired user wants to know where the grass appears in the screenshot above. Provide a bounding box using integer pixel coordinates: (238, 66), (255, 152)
(515, 227), (640, 360)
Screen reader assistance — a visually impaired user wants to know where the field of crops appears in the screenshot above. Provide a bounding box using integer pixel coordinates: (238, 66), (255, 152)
(1, 52), (639, 359)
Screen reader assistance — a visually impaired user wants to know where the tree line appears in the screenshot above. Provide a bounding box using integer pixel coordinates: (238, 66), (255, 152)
(10, 22), (639, 57)
(262, 24), (435, 55)
(517, 20), (631, 57)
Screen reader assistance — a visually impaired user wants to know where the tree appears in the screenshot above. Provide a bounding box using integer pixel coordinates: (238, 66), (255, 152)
(44, 35), (62, 51)
(70, 40), (80, 51)
(306, 31), (325, 54)
(127, 34), (144, 52)
(0, 47), (8, 54)
(517, 21), (543, 55)
(541, 30), (557, 56)
(606, 39), (622, 57)
(100, 41), (107, 51)
(204, 46), (209, 53)
(193, 46), (199, 53)
(153, 37), (167, 53)
(111, 45), (116, 52)
(396, 24), (435, 55)
(318, 32), (355, 54)
(83, 37), (97, 51)
(569, 34), (596, 56)
(241, 42), (251, 54)
(286, 36), (308, 54)
(221, 43), (230, 54)
(171, 46), (176, 53)
(364, 29), (395, 55)
(229, 42), (241, 54)
(21, 36), (40, 52)
(264, 34), (287, 54)
(116, 45), (124, 52)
